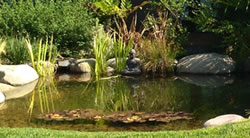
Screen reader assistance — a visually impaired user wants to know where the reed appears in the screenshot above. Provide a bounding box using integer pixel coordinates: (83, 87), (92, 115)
(113, 33), (133, 73)
(93, 26), (112, 80)
(25, 38), (57, 77)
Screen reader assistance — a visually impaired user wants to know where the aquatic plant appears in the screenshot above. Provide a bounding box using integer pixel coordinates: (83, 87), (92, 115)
(93, 23), (112, 80)
(113, 33), (133, 73)
(25, 38), (57, 77)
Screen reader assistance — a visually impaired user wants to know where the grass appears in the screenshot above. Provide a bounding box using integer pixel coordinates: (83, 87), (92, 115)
(93, 23), (112, 80)
(25, 38), (57, 77)
(0, 120), (250, 137)
(113, 33), (133, 73)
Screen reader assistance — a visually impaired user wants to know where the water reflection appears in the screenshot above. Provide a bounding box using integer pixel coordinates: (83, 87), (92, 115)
(28, 77), (59, 117)
(94, 78), (135, 112)
(178, 74), (234, 88)
(0, 74), (249, 131)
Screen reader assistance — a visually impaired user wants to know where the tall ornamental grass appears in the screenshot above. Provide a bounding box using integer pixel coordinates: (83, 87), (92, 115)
(25, 38), (57, 77)
(113, 33), (133, 73)
(93, 24), (112, 80)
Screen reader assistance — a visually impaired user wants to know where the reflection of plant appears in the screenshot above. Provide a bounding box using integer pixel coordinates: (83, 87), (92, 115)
(94, 79), (135, 112)
(28, 77), (59, 118)
(25, 38), (57, 77)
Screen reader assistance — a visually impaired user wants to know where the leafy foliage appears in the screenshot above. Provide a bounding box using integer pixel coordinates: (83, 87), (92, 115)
(137, 0), (188, 74)
(0, 37), (30, 64)
(0, 0), (96, 57)
(93, 23), (113, 79)
(190, 0), (250, 70)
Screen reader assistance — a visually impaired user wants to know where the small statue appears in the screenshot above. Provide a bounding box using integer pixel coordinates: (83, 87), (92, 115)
(121, 49), (141, 75)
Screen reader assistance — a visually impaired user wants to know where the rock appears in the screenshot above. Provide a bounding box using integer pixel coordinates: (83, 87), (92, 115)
(69, 58), (95, 73)
(0, 83), (14, 91)
(0, 91), (5, 103)
(3, 79), (38, 100)
(58, 60), (72, 68)
(177, 53), (235, 74)
(57, 59), (72, 72)
(107, 66), (115, 75)
(244, 56), (250, 72)
(203, 114), (245, 128)
(178, 74), (234, 88)
(0, 64), (39, 86)
(107, 58), (116, 69)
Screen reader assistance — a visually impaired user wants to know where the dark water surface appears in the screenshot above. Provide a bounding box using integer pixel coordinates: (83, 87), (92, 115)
(0, 73), (250, 131)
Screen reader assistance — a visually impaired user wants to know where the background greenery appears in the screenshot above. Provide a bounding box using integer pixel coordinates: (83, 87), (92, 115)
(0, 0), (96, 57)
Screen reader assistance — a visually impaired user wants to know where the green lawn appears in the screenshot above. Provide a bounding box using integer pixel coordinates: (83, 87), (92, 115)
(0, 120), (250, 138)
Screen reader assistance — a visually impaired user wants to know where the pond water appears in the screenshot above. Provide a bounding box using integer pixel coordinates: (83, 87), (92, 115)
(0, 73), (250, 131)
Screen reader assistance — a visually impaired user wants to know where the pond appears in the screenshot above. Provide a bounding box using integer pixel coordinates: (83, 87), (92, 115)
(0, 73), (250, 131)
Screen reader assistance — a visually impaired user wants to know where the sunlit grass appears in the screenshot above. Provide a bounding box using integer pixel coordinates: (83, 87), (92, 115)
(1, 119), (250, 137)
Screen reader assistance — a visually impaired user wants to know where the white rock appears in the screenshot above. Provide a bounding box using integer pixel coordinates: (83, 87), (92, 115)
(3, 79), (38, 100)
(0, 91), (5, 103)
(0, 83), (14, 91)
(0, 64), (39, 86)
(203, 114), (245, 128)
(177, 53), (235, 74)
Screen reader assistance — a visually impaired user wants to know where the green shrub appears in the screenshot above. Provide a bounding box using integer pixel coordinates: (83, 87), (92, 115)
(137, 0), (188, 74)
(190, 0), (250, 70)
(0, 37), (30, 64)
(0, 0), (96, 57)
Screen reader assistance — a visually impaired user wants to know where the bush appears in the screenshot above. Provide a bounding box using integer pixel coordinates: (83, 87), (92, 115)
(0, 0), (96, 57)
(0, 37), (30, 64)
(190, 0), (250, 70)
(136, 0), (188, 74)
